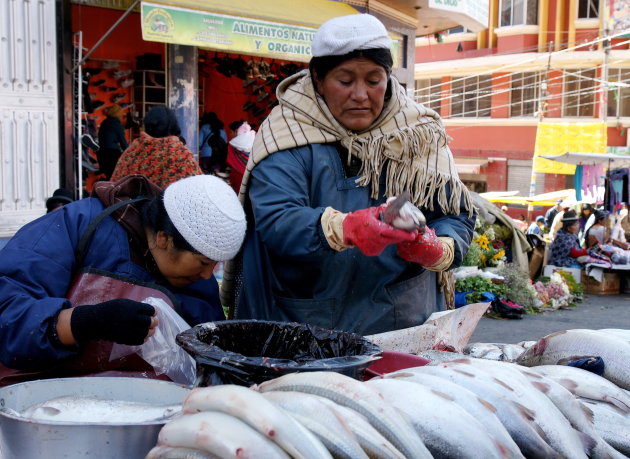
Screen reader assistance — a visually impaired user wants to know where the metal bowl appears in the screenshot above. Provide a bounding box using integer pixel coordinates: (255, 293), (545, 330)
(0, 377), (189, 459)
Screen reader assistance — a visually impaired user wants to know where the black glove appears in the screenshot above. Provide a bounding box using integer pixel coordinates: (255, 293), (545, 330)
(70, 299), (155, 345)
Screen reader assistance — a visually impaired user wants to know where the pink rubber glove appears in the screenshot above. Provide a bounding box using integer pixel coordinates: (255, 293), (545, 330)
(343, 206), (417, 256)
(396, 227), (444, 266)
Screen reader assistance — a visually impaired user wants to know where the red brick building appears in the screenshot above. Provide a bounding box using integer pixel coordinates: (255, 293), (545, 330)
(414, 0), (629, 205)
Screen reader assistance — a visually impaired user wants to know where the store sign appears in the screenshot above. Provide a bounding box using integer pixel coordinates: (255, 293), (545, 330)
(141, 2), (400, 64)
(428, 0), (488, 30)
(142, 2), (315, 61)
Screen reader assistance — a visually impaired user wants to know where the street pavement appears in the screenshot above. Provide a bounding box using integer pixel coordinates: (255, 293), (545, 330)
(469, 293), (630, 344)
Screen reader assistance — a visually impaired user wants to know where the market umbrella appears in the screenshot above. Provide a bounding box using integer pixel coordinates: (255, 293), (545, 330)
(540, 152), (630, 168)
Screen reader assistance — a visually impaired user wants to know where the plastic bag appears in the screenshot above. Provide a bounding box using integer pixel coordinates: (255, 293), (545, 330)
(110, 297), (196, 386)
(176, 320), (382, 387)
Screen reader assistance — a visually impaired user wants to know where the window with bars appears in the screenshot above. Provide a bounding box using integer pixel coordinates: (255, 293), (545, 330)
(415, 78), (442, 114)
(607, 69), (630, 118)
(510, 72), (540, 117)
(578, 0), (599, 19)
(563, 69), (596, 117)
(500, 0), (538, 27)
(450, 75), (492, 117)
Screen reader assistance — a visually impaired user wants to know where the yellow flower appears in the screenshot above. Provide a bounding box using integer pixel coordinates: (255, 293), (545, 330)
(492, 249), (505, 260)
(475, 234), (490, 250)
(481, 254), (486, 263)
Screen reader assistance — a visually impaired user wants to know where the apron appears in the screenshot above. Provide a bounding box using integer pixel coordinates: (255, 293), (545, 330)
(0, 199), (180, 386)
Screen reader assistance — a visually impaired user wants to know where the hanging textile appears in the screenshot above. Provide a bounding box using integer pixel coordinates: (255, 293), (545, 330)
(582, 164), (605, 203)
(574, 165), (583, 202)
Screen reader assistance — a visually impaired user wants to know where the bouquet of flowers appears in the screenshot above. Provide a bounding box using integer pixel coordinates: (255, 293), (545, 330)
(462, 217), (508, 269)
(533, 272), (574, 310)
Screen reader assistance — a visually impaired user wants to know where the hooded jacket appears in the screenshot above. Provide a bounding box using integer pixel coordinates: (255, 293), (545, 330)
(0, 176), (223, 371)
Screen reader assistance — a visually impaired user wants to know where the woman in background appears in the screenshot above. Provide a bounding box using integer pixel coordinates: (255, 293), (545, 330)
(111, 105), (202, 188)
(97, 104), (128, 180)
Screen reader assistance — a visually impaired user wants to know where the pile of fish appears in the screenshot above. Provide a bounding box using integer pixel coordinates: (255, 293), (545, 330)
(146, 327), (630, 458)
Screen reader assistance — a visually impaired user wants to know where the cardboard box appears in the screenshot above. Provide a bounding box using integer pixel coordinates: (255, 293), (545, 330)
(583, 272), (620, 295)
(543, 265), (582, 283)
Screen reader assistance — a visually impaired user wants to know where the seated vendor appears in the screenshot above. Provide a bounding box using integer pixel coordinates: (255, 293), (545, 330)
(586, 210), (630, 264)
(0, 174), (246, 385)
(548, 210), (587, 268)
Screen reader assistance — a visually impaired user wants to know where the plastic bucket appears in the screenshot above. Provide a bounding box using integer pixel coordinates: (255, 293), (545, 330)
(177, 320), (382, 386)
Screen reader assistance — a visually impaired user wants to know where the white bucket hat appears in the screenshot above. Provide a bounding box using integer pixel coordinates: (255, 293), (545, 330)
(311, 14), (392, 57)
(163, 175), (246, 261)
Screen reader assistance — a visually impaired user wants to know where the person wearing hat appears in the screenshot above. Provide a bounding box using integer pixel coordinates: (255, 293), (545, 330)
(221, 14), (475, 335)
(111, 105), (203, 188)
(226, 122), (255, 193)
(97, 104), (128, 180)
(527, 215), (547, 237)
(548, 209), (587, 268)
(46, 188), (75, 213)
(545, 199), (563, 228)
(0, 174), (245, 384)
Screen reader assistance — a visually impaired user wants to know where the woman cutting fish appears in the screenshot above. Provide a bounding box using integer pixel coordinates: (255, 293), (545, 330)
(0, 174), (246, 385)
(221, 14), (475, 334)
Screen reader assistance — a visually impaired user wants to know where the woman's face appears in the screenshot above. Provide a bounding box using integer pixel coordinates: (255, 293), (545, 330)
(150, 231), (217, 288)
(567, 222), (579, 234)
(315, 57), (388, 131)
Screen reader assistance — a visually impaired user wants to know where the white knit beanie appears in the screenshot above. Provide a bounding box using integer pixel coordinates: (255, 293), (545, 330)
(311, 14), (392, 57)
(163, 175), (246, 261)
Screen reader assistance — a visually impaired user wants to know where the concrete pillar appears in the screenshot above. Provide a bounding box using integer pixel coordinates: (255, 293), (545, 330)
(166, 44), (199, 158)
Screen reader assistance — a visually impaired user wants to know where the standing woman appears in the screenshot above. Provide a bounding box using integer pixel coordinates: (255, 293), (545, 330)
(221, 14), (475, 335)
(97, 104), (128, 180)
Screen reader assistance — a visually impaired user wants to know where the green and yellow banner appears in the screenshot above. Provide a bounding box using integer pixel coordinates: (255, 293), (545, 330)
(141, 2), (400, 64)
(142, 2), (316, 61)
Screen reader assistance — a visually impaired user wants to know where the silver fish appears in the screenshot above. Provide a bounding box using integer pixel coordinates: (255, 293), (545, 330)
(156, 411), (289, 459)
(182, 385), (330, 459)
(444, 358), (595, 459)
(262, 391), (366, 459)
(317, 401), (405, 459)
(406, 365), (561, 458)
(146, 445), (218, 459)
(368, 377), (514, 459)
(516, 329), (630, 390)
(581, 399), (630, 456)
(385, 371), (523, 458)
(255, 371), (431, 459)
(463, 343), (504, 360)
(20, 395), (180, 424)
(515, 366), (627, 459)
(528, 365), (630, 413)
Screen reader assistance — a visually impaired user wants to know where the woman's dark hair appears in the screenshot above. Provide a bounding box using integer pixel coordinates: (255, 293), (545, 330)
(309, 48), (393, 83)
(201, 111), (224, 136)
(143, 105), (181, 138)
(141, 193), (199, 254)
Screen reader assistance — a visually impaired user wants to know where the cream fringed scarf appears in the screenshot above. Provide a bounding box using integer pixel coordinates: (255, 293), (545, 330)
(221, 70), (473, 312)
(240, 69), (473, 215)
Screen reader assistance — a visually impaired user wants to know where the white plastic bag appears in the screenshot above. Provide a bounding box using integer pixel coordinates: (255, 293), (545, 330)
(110, 297), (196, 386)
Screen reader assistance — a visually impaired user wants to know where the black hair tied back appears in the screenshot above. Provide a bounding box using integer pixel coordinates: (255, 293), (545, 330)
(141, 193), (198, 254)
